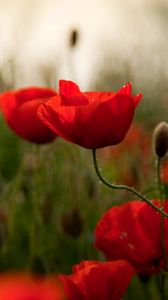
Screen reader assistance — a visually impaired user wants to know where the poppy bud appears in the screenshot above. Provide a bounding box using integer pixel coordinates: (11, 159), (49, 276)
(61, 208), (83, 238)
(69, 29), (79, 48)
(153, 122), (168, 158)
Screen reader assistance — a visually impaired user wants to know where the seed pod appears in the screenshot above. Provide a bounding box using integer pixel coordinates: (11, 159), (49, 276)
(153, 122), (168, 158)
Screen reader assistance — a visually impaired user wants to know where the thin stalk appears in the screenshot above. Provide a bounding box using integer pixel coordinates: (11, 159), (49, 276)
(157, 157), (168, 267)
(92, 149), (168, 218)
(157, 158), (168, 300)
(29, 145), (43, 265)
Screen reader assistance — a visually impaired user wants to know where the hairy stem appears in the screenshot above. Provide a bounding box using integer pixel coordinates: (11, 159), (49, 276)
(157, 158), (168, 300)
(92, 149), (168, 218)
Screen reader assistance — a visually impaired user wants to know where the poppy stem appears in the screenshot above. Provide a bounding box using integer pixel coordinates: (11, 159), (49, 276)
(92, 149), (168, 218)
(157, 158), (168, 266)
(157, 158), (168, 300)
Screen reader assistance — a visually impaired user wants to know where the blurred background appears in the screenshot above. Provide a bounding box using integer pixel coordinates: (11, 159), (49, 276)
(0, 1), (168, 299)
(0, 0), (168, 94)
(0, 0), (168, 122)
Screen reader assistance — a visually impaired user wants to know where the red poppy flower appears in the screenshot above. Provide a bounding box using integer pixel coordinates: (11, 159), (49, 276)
(94, 200), (168, 274)
(38, 80), (142, 149)
(0, 273), (65, 300)
(60, 260), (134, 300)
(0, 87), (57, 143)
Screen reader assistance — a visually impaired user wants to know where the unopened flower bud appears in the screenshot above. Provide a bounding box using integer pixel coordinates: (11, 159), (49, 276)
(69, 29), (79, 48)
(61, 208), (83, 238)
(153, 122), (168, 158)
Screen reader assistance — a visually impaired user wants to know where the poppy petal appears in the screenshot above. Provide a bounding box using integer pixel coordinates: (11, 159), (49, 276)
(0, 87), (57, 143)
(59, 80), (88, 105)
(60, 260), (134, 300)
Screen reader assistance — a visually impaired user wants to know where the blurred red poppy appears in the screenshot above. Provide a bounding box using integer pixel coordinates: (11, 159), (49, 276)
(94, 200), (168, 274)
(38, 80), (142, 149)
(0, 273), (65, 300)
(0, 87), (57, 143)
(60, 260), (134, 300)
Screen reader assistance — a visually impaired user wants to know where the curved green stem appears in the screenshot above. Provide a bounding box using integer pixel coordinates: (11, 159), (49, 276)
(92, 149), (168, 218)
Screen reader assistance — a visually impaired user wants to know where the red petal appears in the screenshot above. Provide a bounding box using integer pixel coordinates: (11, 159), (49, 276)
(59, 80), (88, 105)
(60, 260), (133, 300)
(133, 93), (143, 107)
(60, 276), (82, 300)
(15, 87), (56, 105)
(0, 92), (17, 121)
(38, 98), (77, 144)
(72, 261), (99, 273)
(0, 273), (64, 300)
(119, 82), (132, 95)
(0, 88), (57, 143)
(38, 93), (135, 149)
(94, 201), (163, 273)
